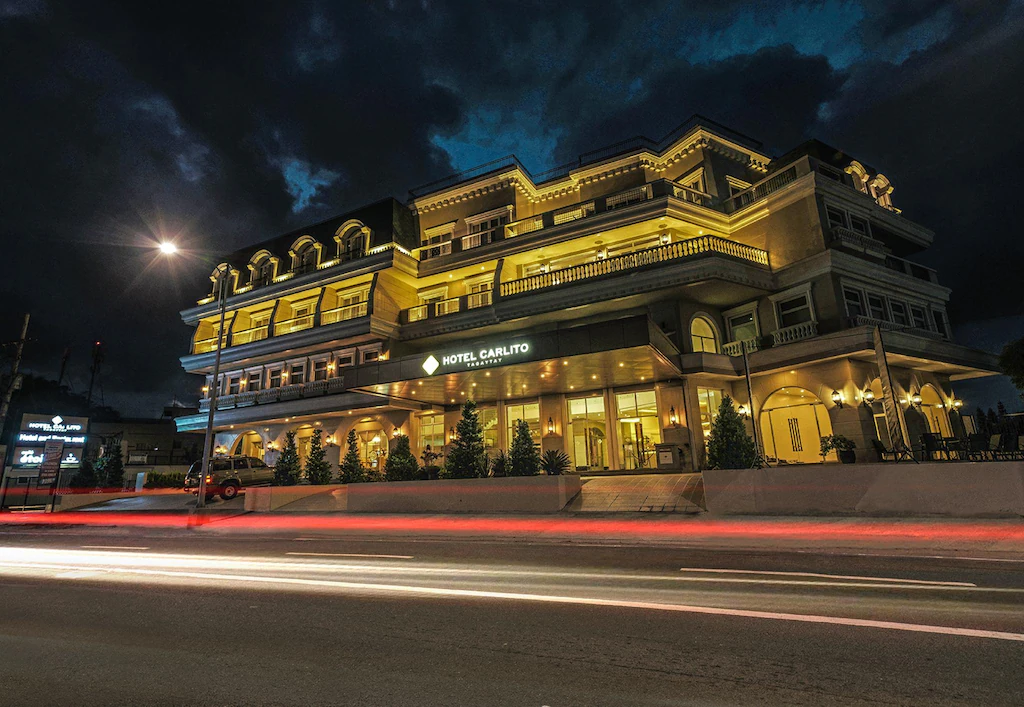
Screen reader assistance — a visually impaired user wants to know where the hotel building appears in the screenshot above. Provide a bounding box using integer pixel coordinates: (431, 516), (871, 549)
(175, 117), (998, 473)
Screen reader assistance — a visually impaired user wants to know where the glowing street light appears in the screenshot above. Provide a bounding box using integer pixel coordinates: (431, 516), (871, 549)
(158, 242), (178, 255)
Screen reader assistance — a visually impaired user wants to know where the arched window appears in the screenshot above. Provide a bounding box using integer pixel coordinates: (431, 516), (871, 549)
(340, 227), (365, 260)
(258, 258), (275, 283)
(290, 237), (320, 274)
(690, 316), (719, 354)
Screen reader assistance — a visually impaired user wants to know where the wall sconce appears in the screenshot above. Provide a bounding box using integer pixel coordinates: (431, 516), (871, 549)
(449, 426), (457, 443)
(862, 389), (875, 404)
(547, 417), (555, 435)
(325, 435), (337, 447)
(214, 445), (227, 455)
(951, 398), (964, 411)
(201, 386), (209, 395)
(910, 392), (923, 408)
(660, 232), (670, 245)
(392, 428), (402, 438)
(737, 404), (749, 418)
(669, 406), (679, 425)
(831, 390), (844, 409)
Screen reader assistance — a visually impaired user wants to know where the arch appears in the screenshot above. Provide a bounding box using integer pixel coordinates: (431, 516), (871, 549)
(335, 219), (371, 260)
(289, 235), (322, 273)
(207, 263), (239, 297)
(759, 387), (835, 464)
(918, 384), (952, 437)
(689, 314), (720, 354)
(248, 249), (277, 284)
(231, 430), (266, 460)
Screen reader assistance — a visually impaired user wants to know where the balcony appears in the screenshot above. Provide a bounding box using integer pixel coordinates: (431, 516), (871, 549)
(192, 335), (227, 355)
(199, 376), (347, 412)
(232, 325), (269, 346)
(771, 321), (818, 345)
(848, 315), (940, 338)
(403, 291), (492, 324)
(321, 301), (368, 325)
(829, 226), (889, 257)
(499, 235), (769, 297)
(722, 166), (798, 213)
(273, 314), (314, 337)
(884, 255), (939, 284)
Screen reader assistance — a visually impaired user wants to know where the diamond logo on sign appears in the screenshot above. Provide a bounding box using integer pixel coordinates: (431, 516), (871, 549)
(422, 355), (440, 376)
(52, 415), (64, 426)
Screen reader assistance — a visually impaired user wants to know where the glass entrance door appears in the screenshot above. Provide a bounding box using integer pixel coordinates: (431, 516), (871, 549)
(567, 396), (608, 471)
(616, 391), (661, 470)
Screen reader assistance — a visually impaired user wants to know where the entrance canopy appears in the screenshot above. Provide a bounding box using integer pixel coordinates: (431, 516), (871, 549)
(353, 315), (681, 406)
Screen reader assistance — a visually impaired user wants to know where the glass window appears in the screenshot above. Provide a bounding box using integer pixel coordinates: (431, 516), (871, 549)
(728, 312), (757, 342)
(690, 316), (718, 353)
(910, 306), (929, 330)
(289, 362), (305, 385)
(419, 413), (445, 452)
(479, 407), (499, 449)
(867, 294), (887, 320)
(615, 391), (661, 470)
(777, 294), (813, 327)
(268, 368), (282, 388)
(505, 402), (540, 445)
(844, 288), (864, 318)
(226, 376), (240, 395)
(849, 215), (870, 236)
(826, 205), (847, 229)
(567, 396), (608, 471)
(932, 310), (948, 338)
(890, 301), (909, 327)
(312, 360), (328, 381)
(336, 350), (355, 367)
(697, 388), (724, 440)
(246, 371), (261, 392)
(362, 349), (380, 363)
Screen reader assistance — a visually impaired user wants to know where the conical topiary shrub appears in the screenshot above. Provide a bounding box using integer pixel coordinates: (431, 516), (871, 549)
(705, 395), (757, 470)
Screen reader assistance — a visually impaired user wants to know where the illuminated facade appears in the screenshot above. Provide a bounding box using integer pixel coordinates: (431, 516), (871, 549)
(176, 118), (998, 471)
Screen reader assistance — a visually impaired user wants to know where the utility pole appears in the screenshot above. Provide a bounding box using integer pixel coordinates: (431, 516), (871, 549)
(57, 346), (71, 389)
(0, 313), (30, 435)
(86, 341), (103, 408)
(741, 340), (762, 460)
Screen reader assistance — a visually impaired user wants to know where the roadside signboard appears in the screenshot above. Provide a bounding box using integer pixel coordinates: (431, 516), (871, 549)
(37, 439), (64, 487)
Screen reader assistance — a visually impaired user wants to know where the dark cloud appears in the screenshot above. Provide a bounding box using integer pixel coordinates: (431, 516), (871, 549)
(1, 0), (1021, 415)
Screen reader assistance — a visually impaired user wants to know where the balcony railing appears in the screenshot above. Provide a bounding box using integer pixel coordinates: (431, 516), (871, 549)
(499, 235), (769, 297)
(200, 376), (347, 412)
(321, 301), (367, 325)
(829, 226), (889, 256)
(848, 315), (939, 337)
(402, 290), (493, 324)
(772, 320), (818, 345)
(722, 338), (761, 357)
(418, 241), (452, 261)
(461, 228), (500, 251)
(553, 201), (595, 225)
(273, 314), (314, 336)
(232, 325), (269, 346)
(506, 215), (544, 238)
(193, 335), (227, 354)
(723, 166), (798, 212)
(670, 182), (715, 208)
(605, 183), (652, 210)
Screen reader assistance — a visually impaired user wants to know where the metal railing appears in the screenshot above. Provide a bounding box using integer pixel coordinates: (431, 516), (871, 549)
(771, 321), (818, 345)
(193, 335), (226, 354)
(435, 297), (460, 316)
(321, 301), (367, 325)
(500, 235), (768, 296)
(461, 228), (500, 251)
(418, 241), (452, 260)
(273, 314), (314, 336)
(605, 183), (652, 210)
(552, 201), (596, 225)
(231, 325), (269, 345)
(670, 182), (715, 208)
(467, 290), (492, 309)
(505, 216), (544, 238)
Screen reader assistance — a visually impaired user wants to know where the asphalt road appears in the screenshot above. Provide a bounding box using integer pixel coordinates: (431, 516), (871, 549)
(0, 528), (1022, 706)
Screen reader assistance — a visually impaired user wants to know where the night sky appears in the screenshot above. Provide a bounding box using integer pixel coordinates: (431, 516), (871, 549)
(2, 1), (1022, 417)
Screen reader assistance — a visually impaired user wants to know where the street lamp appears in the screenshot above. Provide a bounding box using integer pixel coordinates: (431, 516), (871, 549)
(158, 241), (178, 255)
(195, 263), (232, 509)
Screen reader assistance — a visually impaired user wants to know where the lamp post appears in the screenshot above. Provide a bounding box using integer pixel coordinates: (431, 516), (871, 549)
(196, 264), (231, 509)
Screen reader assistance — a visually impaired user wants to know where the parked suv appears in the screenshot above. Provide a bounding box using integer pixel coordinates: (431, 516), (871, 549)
(183, 455), (274, 501)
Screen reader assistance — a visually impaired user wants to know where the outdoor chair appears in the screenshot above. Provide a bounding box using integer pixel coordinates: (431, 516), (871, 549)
(988, 434), (1006, 460)
(872, 438), (916, 463)
(966, 434), (989, 461)
(920, 433), (947, 461)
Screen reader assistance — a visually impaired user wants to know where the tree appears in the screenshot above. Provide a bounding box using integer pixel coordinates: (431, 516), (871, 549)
(94, 436), (125, 489)
(706, 395), (757, 470)
(274, 431), (301, 486)
(339, 429), (364, 484)
(304, 429), (333, 485)
(997, 401), (1009, 420)
(999, 337), (1024, 401)
(445, 401), (488, 478)
(384, 434), (418, 482)
(508, 419), (541, 476)
(68, 459), (97, 489)
(975, 406), (989, 435)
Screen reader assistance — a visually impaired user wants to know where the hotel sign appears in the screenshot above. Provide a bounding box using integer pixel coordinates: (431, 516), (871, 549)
(13, 414), (88, 469)
(421, 340), (531, 375)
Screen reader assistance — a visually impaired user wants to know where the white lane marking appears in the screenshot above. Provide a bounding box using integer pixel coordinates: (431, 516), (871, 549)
(30, 564), (1024, 643)
(286, 552), (413, 560)
(679, 568), (975, 587)
(80, 545), (150, 550)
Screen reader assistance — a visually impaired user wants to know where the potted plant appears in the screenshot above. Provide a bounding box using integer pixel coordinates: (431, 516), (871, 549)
(820, 434), (857, 464)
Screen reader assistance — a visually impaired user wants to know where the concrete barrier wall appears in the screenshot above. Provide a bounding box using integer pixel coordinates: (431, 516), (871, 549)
(244, 485), (346, 512)
(347, 475), (582, 513)
(703, 462), (1024, 517)
(55, 492), (141, 511)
